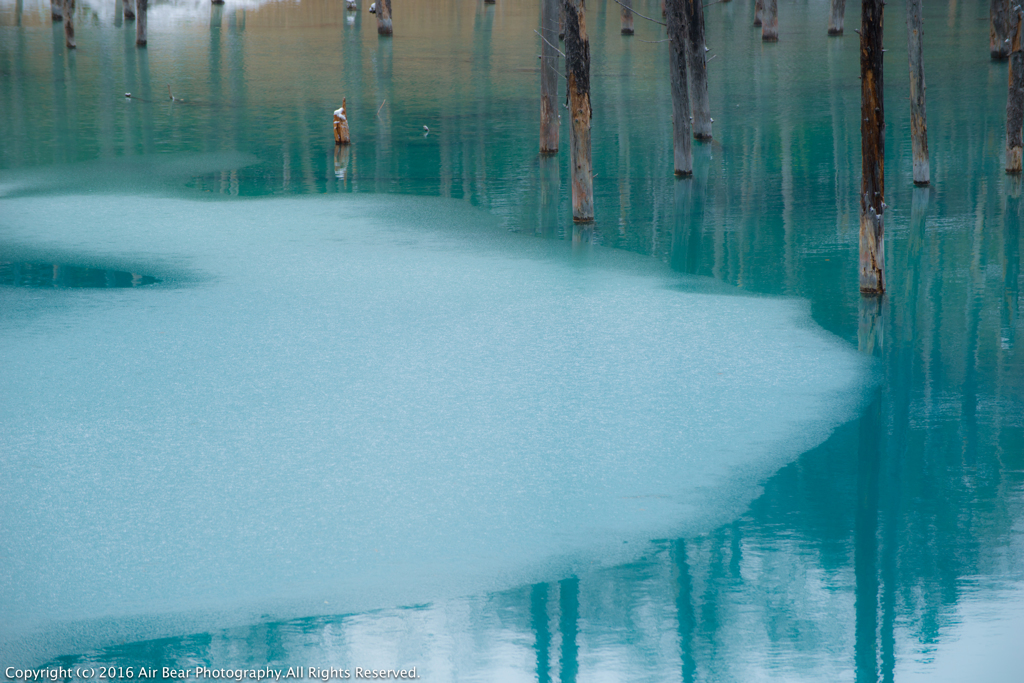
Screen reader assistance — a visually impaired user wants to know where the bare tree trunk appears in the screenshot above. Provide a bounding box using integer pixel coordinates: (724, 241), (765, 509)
(621, 0), (634, 34)
(907, 0), (929, 185)
(123, 0), (134, 20)
(540, 0), (559, 153)
(828, 0), (845, 35)
(992, 0), (1011, 60)
(377, 0), (392, 35)
(136, 0), (147, 45)
(754, 0), (763, 27)
(563, 0), (593, 222)
(50, 0), (61, 20)
(334, 97), (351, 145)
(684, 0), (711, 140)
(666, 0), (692, 175)
(1006, 13), (1024, 172)
(860, 0), (885, 295)
(762, 0), (778, 41)
(62, 0), (74, 48)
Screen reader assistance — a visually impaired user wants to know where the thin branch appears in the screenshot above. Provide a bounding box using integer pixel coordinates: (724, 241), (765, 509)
(638, 38), (671, 43)
(609, 0), (666, 27)
(376, 99), (387, 119)
(534, 29), (566, 57)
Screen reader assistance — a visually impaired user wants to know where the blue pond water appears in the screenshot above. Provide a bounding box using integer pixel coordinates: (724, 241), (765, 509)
(0, 0), (1022, 680)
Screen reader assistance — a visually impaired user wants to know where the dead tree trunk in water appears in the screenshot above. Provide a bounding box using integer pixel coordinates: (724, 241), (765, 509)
(992, 0), (1011, 60)
(828, 0), (845, 35)
(753, 0), (763, 27)
(540, 0), (560, 153)
(564, 0), (593, 221)
(62, 0), (74, 48)
(684, 0), (711, 140)
(667, 0), (692, 175)
(621, 0), (634, 34)
(377, 0), (392, 35)
(860, 0), (885, 295)
(762, 0), (778, 41)
(123, 0), (134, 20)
(50, 0), (61, 20)
(907, 0), (929, 185)
(1006, 13), (1024, 172)
(136, 0), (147, 45)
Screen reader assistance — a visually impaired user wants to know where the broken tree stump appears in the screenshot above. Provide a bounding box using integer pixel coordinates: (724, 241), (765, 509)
(334, 98), (351, 145)
(377, 0), (392, 35)
(860, 0), (885, 295)
(828, 0), (845, 35)
(563, 0), (593, 222)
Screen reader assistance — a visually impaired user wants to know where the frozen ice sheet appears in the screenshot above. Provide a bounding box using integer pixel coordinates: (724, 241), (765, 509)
(0, 193), (870, 664)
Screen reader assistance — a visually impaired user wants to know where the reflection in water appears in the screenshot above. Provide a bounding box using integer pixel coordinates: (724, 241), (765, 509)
(1, 0), (1022, 678)
(0, 262), (160, 287)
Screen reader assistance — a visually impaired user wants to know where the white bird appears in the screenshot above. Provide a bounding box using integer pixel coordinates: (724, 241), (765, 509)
(369, 2), (376, 12)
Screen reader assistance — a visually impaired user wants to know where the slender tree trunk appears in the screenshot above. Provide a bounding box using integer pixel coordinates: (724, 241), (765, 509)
(334, 97), (350, 145)
(860, 0), (885, 295)
(123, 0), (134, 20)
(135, 0), (147, 45)
(907, 0), (929, 185)
(563, 0), (593, 221)
(621, 0), (634, 34)
(684, 0), (711, 140)
(992, 0), (1011, 60)
(667, 0), (692, 175)
(828, 0), (845, 35)
(377, 0), (392, 35)
(62, 0), (74, 48)
(1006, 13), (1024, 172)
(754, 0), (763, 27)
(540, 0), (559, 153)
(50, 0), (61, 20)
(762, 0), (778, 41)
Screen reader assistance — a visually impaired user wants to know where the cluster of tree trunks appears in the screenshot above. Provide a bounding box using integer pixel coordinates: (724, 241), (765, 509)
(907, 0), (929, 185)
(563, 0), (594, 222)
(540, 0), (560, 153)
(860, 0), (885, 295)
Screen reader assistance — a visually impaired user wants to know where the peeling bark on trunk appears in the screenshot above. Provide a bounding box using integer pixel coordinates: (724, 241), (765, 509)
(123, 0), (134, 20)
(540, 0), (560, 153)
(860, 0), (885, 295)
(62, 0), (74, 48)
(992, 0), (1011, 60)
(762, 0), (778, 41)
(684, 0), (711, 140)
(754, 0), (763, 27)
(666, 0), (692, 175)
(563, 0), (593, 222)
(828, 0), (845, 35)
(1006, 13), (1024, 172)
(377, 0), (392, 35)
(621, 0), (634, 35)
(135, 0), (147, 45)
(907, 0), (929, 185)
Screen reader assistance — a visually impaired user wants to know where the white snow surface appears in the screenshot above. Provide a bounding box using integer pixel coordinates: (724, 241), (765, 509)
(0, 192), (871, 664)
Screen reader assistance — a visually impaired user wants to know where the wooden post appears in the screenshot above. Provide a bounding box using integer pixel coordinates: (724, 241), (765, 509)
(860, 0), (885, 295)
(621, 0), (634, 34)
(540, 0), (560, 153)
(334, 98), (351, 145)
(666, 0), (692, 175)
(762, 0), (778, 41)
(828, 0), (845, 35)
(753, 0), (763, 27)
(62, 0), (75, 48)
(992, 0), (1011, 60)
(50, 0), (61, 20)
(136, 0), (147, 46)
(377, 0), (392, 35)
(123, 0), (134, 20)
(1006, 12), (1024, 172)
(907, 0), (929, 185)
(563, 0), (593, 222)
(684, 0), (711, 140)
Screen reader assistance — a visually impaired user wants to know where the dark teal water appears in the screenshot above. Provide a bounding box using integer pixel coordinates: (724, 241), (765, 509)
(1, 0), (1022, 679)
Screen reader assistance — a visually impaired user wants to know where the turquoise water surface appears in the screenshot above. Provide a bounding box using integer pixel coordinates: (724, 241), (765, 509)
(1, 0), (1022, 680)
